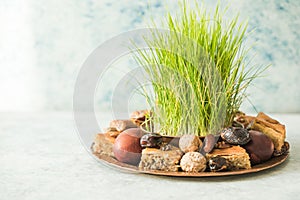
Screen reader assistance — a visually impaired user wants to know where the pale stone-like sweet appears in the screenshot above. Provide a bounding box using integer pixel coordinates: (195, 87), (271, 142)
(179, 134), (202, 153)
(180, 152), (207, 172)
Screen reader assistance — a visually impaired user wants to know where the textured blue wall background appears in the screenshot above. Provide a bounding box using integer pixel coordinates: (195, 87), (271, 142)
(0, 0), (299, 112)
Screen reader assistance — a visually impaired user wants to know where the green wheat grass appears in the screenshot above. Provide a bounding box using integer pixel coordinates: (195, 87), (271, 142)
(134, 1), (265, 136)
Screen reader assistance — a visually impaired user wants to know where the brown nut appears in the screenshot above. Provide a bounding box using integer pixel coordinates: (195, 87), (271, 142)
(243, 130), (274, 165)
(113, 128), (145, 165)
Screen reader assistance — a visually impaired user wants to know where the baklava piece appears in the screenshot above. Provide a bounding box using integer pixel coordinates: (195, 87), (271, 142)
(139, 146), (183, 172)
(92, 133), (115, 157)
(206, 145), (251, 171)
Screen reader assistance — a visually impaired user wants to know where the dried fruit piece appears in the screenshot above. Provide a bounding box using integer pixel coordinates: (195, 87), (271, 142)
(208, 156), (231, 172)
(140, 133), (162, 148)
(199, 134), (218, 155)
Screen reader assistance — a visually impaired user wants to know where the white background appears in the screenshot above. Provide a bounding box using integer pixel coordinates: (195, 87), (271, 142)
(0, 0), (299, 112)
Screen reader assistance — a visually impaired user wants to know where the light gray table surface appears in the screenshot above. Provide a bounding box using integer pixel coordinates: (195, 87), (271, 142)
(1, 112), (299, 200)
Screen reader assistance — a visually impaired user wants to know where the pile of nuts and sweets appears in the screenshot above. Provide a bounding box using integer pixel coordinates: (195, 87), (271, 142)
(91, 110), (289, 173)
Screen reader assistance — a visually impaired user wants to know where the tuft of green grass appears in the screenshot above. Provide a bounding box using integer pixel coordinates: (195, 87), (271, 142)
(133, 1), (265, 136)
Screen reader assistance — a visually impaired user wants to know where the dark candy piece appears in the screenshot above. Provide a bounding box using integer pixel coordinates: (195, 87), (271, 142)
(140, 133), (162, 148)
(220, 127), (251, 145)
(243, 130), (274, 165)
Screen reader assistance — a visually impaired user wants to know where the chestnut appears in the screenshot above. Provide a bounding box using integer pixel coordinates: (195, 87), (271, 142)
(113, 128), (145, 165)
(243, 130), (274, 165)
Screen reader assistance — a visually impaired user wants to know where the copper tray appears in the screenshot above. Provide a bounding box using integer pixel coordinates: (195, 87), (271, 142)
(92, 150), (289, 177)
